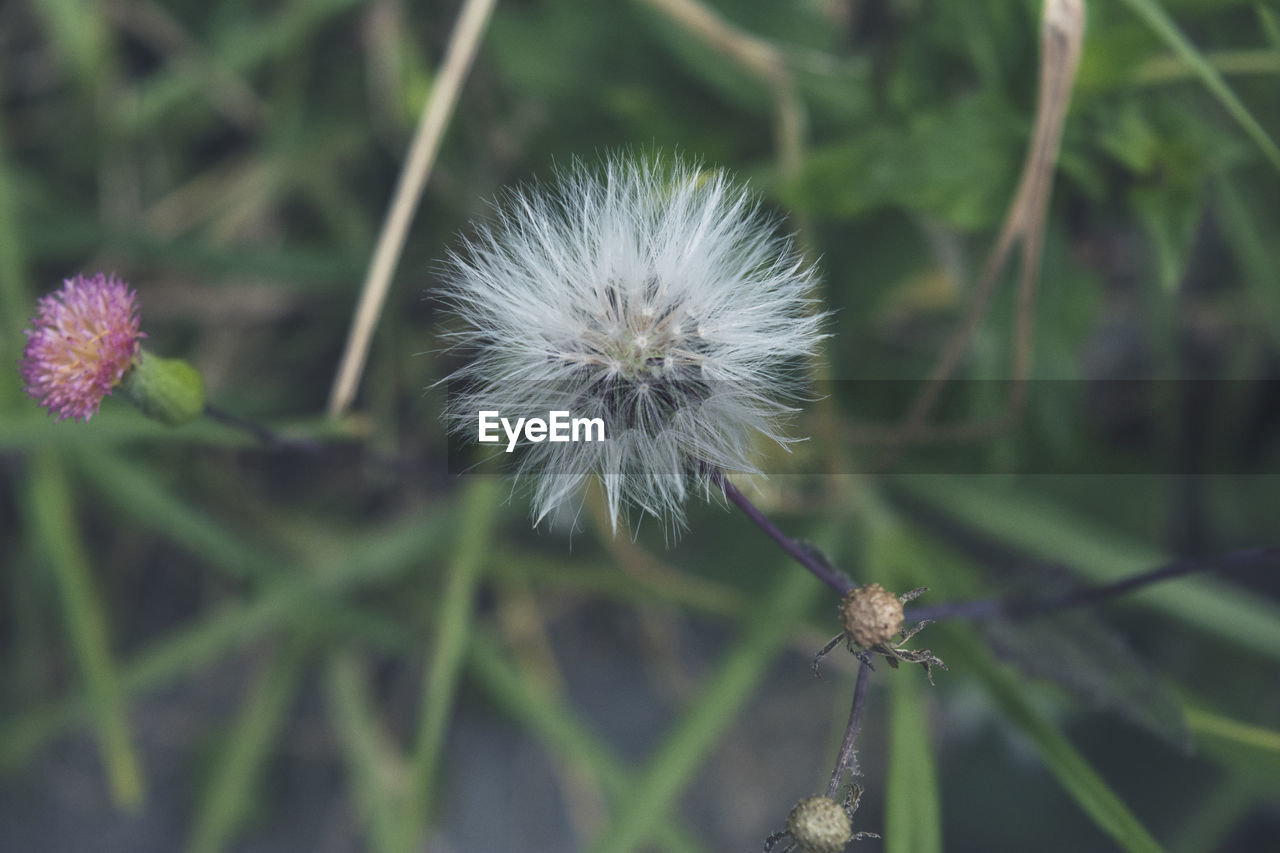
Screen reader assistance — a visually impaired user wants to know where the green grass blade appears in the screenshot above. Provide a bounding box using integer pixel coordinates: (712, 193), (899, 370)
(401, 476), (503, 851)
(490, 549), (747, 618)
(1118, 0), (1280, 172)
(75, 449), (283, 582)
(187, 637), (308, 853)
(1258, 4), (1280, 52)
(1186, 707), (1280, 754)
(862, 518), (942, 851)
(325, 654), (411, 853)
(469, 634), (708, 853)
(0, 590), (287, 774)
(588, 557), (826, 853)
(1132, 49), (1280, 85)
(29, 0), (110, 90)
(1169, 777), (1256, 853)
(0, 506), (456, 772)
(26, 449), (144, 808)
(0, 74), (28, 349)
(1213, 176), (1280, 339)
(949, 628), (1164, 853)
(885, 669), (942, 853)
(0, 64), (31, 428)
(0, 409), (357, 452)
(894, 476), (1280, 660)
(1184, 705), (1280, 794)
(124, 0), (364, 130)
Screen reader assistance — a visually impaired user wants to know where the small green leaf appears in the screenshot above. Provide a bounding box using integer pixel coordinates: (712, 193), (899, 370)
(786, 95), (1024, 229)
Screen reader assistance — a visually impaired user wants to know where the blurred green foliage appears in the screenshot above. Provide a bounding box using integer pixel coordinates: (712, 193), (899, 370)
(2, 0), (1279, 851)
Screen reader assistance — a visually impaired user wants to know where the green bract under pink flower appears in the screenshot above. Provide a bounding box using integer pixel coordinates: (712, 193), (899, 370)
(19, 273), (144, 422)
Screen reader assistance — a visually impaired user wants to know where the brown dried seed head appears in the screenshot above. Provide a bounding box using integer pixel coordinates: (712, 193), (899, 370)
(840, 583), (905, 648)
(786, 796), (852, 853)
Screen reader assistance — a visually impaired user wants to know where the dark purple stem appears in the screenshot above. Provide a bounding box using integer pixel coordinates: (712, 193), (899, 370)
(826, 662), (872, 798)
(716, 473), (853, 595)
(907, 546), (1280, 624)
(203, 405), (322, 453)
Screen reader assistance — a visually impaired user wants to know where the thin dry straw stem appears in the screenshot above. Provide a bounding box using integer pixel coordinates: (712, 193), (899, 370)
(327, 0), (496, 416)
(879, 0), (1085, 463)
(636, 0), (806, 180)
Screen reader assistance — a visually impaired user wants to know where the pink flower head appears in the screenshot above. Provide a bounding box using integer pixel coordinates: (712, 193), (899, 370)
(19, 273), (144, 422)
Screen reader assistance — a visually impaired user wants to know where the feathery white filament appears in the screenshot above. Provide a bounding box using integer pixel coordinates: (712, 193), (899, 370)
(440, 156), (826, 533)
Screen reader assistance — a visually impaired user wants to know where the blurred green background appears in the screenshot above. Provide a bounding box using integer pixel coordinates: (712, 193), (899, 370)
(2, 0), (1279, 851)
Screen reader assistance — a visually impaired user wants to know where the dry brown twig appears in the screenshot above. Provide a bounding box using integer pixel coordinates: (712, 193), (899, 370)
(874, 0), (1087, 458)
(636, 0), (807, 179)
(327, 0), (496, 417)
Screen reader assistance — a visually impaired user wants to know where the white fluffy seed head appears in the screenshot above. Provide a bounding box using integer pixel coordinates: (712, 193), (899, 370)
(439, 155), (826, 534)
